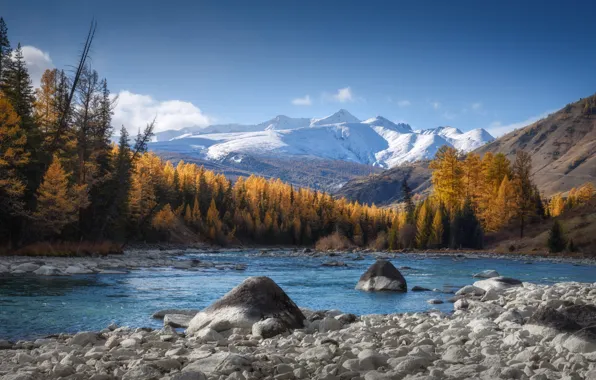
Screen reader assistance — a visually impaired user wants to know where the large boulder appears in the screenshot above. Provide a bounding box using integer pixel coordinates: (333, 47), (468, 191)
(473, 277), (522, 292)
(186, 276), (305, 336)
(355, 260), (407, 292)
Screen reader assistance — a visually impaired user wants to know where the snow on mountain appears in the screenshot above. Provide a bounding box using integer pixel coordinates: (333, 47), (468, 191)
(310, 109), (361, 126)
(149, 110), (494, 168)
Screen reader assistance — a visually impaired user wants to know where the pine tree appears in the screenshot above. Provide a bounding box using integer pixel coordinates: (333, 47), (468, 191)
(547, 220), (567, 253)
(33, 156), (83, 237)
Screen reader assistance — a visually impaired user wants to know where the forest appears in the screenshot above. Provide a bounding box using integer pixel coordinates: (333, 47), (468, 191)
(1, 17), (594, 254)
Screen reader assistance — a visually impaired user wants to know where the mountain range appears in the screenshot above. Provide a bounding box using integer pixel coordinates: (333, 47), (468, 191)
(149, 109), (494, 168)
(339, 93), (596, 205)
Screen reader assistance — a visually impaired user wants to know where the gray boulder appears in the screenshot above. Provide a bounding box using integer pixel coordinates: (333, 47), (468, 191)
(33, 265), (62, 276)
(473, 276), (522, 292)
(473, 269), (499, 278)
(164, 314), (193, 328)
(12, 263), (40, 272)
(252, 317), (287, 338)
(355, 260), (407, 292)
(186, 276), (305, 336)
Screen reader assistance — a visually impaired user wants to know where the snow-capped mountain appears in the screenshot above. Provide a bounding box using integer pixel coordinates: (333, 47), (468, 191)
(149, 109), (494, 168)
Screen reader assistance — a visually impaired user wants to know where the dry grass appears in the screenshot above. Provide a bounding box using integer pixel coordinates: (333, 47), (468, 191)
(315, 232), (354, 251)
(485, 199), (596, 255)
(4, 241), (123, 257)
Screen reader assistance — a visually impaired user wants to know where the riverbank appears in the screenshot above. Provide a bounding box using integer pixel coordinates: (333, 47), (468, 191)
(1, 246), (595, 277)
(1, 280), (596, 380)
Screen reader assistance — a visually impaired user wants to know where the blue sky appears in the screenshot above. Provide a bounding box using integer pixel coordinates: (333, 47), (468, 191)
(3, 0), (596, 136)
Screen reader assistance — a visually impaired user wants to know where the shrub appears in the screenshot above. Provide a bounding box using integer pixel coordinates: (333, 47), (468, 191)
(369, 231), (388, 251)
(9, 241), (123, 257)
(315, 232), (354, 251)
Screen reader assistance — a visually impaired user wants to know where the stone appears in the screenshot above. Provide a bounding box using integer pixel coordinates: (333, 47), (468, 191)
(170, 372), (207, 380)
(104, 336), (119, 348)
(454, 298), (469, 310)
(120, 338), (138, 348)
(473, 276), (522, 292)
(122, 364), (162, 380)
(528, 306), (581, 332)
(187, 276), (305, 335)
(455, 285), (485, 296)
(70, 331), (98, 346)
(562, 327), (596, 353)
(427, 299), (443, 304)
(252, 317), (288, 338)
(441, 346), (469, 363)
(473, 269), (500, 278)
(152, 309), (201, 319)
(53, 363), (76, 377)
(355, 260), (407, 292)
(195, 327), (224, 342)
(411, 286), (432, 291)
(164, 314), (193, 328)
(11, 263), (40, 272)
(33, 265), (62, 276)
(336, 313), (357, 325)
(64, 265), (95, 274)
(319, 317), (341, 332)
(182, 352), (252, 375)
(321, 261), (346, 267)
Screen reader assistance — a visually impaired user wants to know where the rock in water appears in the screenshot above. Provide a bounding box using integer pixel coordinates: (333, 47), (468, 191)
(473, 269), (499, 278)
(186, 276), (305, 336)
(473, 277), (522, 292)
(355, 260), (407, 292)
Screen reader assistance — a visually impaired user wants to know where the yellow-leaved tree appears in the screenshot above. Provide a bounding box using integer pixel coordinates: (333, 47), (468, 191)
(429, 146), (463, 214)
(34, 156), (88, 237)
(0, 95), (29, 222)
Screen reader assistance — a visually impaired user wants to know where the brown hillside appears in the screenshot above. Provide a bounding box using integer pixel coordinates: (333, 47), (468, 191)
(335, 162), (432, 206)
(485, 198), (596, 255)
(476, 93), (596, 196)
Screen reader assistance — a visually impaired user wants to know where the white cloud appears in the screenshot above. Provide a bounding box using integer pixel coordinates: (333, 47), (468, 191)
(291, 94), (312, 106)
(20, 45), (54, 88)
(397, 100), (411, 107)
(487, 111), (552, 137)
(332, 87), (354, 103)
(431, 101), (441, 110)
(111, 90), (211, 134)
(471, 102), (483, 110)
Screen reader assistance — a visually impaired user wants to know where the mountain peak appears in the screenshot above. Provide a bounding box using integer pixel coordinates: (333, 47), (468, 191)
(311, 109), (360, 126)
(363, 116), (413, 133)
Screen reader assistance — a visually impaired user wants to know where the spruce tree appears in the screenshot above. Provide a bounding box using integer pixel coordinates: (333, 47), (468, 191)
(0, 17), (11, 87)
(512, 151), (535, 238)
(402, 178), (415, 223)
(429, 208), (444, 248)
(547, 220), (567, 253)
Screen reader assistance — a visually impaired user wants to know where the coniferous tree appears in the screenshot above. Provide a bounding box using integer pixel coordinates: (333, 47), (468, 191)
(0, 95), (28, 242)
(450, 198), (483, 249)
(429, 146), (463, 214)
(402, 178), (415, 223)
(415, 200), (432, 248)
(512, 151), (535, 238)
(429, 208), (444, 248)
(547, 220), (567, 253)
(0, 17), (10, 87)
(33, 156), (86, 237)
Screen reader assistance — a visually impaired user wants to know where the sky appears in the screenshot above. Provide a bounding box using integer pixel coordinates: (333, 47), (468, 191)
(3, 0), (596, 137)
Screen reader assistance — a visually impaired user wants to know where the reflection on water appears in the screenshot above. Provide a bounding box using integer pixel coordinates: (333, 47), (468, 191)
(1, 250), (595, 340)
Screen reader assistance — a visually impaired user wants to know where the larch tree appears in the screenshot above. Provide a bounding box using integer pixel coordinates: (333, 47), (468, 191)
(34, 69), (59, 135)
(33, 156), (84, 237)
(429, 208), (444, 248)
(0, 95), (28, 241)
(415, 200), (432, 248)
(429, 146), (463, 215)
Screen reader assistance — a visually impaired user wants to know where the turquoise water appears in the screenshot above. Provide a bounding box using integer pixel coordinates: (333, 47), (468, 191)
(1, 250), (595, 340)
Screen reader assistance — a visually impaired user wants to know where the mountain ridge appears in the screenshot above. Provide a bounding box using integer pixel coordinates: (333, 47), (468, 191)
(149, 109), (493, 169)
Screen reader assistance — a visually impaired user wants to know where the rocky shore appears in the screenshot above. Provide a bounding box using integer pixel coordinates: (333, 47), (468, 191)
(0, 250), (247, 276)
(2, 276), (596, 380)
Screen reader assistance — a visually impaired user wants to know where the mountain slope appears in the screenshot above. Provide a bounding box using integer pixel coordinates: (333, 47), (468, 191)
(335, 161), (432, 206)
(149, 109), (493, 169)
(337, 94), (596, 205)
(476, 93), (596, 195)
